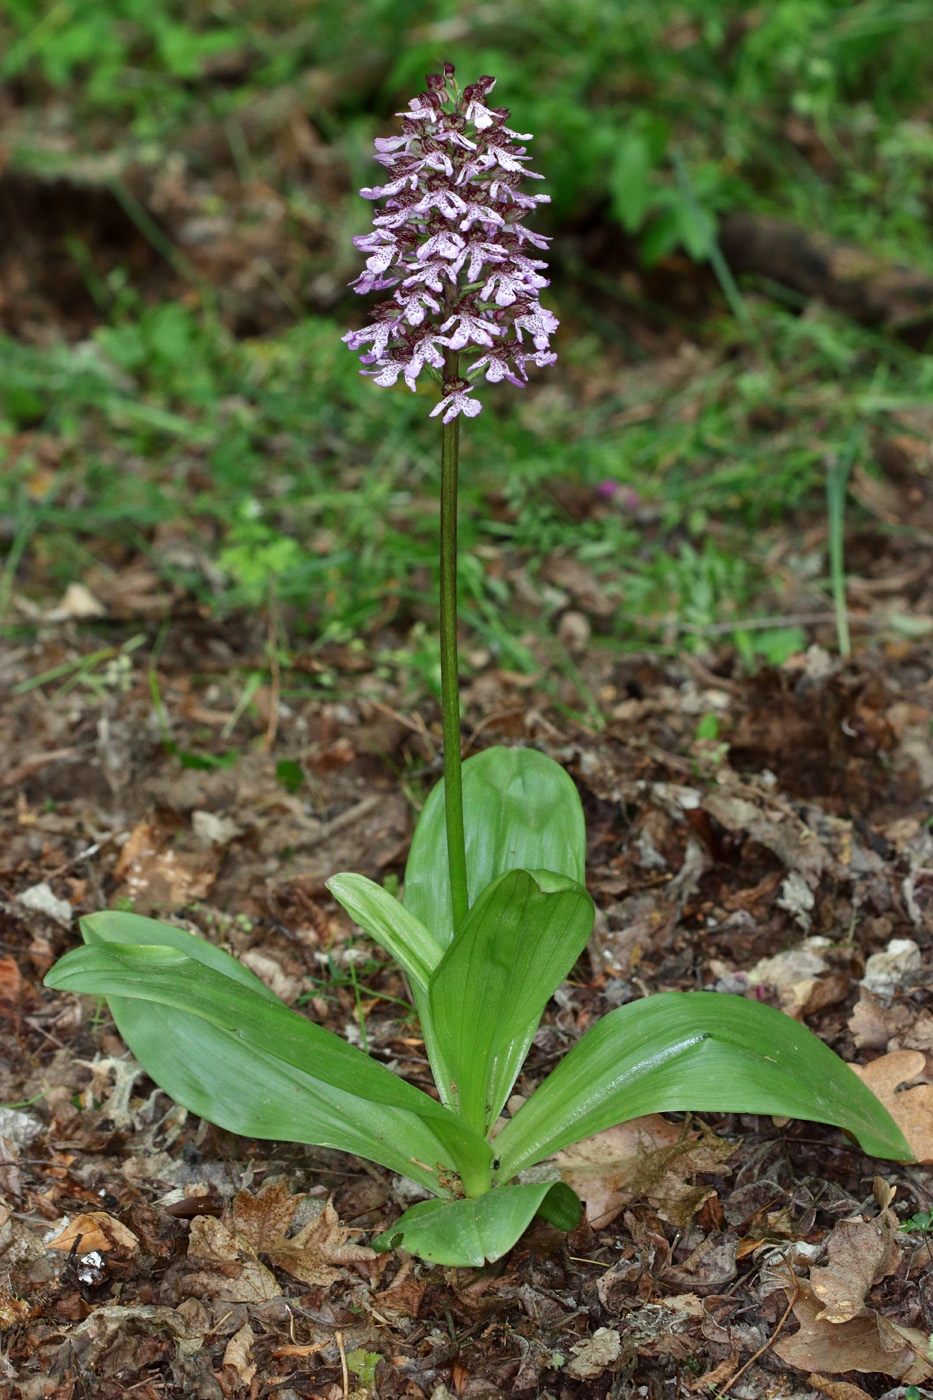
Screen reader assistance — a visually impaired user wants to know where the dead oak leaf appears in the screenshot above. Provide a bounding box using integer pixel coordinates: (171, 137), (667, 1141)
(773, 1280), (933, 1384)
(848, 991), (913, 1050)
(850, 1050), (933, 1162)
(564, 1328), (622, 1380)
(810, 1211), (901, 1323)
(555, 1115), (734, 1228)
(233, 1181), (374, 1286)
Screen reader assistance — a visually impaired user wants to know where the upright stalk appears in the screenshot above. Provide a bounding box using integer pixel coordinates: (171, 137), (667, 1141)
(439, 349), (469, 931)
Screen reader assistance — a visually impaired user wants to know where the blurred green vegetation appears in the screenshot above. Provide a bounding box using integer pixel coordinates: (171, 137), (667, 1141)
(2, 0), (932, 676)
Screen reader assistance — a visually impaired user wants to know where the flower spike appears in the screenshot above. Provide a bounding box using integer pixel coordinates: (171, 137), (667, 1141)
(343, 63), (558, 418)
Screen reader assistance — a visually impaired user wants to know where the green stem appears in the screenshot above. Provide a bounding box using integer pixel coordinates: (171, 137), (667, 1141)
(459, 1150), (492, 1199)
(826, 437), (856, 661)
(440, 349), (469, 932)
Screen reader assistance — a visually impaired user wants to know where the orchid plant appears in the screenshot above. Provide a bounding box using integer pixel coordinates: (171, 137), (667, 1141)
(46, 65), (910, 1268)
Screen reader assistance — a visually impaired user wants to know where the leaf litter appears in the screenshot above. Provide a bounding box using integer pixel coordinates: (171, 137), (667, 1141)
(2, 619), (933, 1396)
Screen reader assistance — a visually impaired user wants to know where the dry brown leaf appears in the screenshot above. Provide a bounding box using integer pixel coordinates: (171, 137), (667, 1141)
(0, 1289), (32, 1329)
(0, 957), (23, 1006)
(113, 821), (220, 911)
(47, 1211), (138, 1255)
(50, 1302), (208, 1370)
(851, 1051), (933, 1162)
(187, 1214), (281, 1303)
(848, 991), (913, 1050)
(809, 1212), (901, 1323)
(221, 1322), (257, 1385)
(746, 940), (852, 1016)
(563, 1328), (622, 1379)
(665, 1230), (739, 1291)
(807, 1373), (875, 1400)
(684, 1355), (739, 1394)
(555, 1115), (734, 1228)
(702, 792), (829, 888)
(374, 1259), (426, 1320)
(773, 1280), (933, 1383)
(231, 1178), (296, 1249)
(663, 1293), (705, 1318)
(232, 1181), (374, 1286)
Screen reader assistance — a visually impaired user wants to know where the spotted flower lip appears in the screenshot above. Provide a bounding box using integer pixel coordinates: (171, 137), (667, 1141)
(343, 63), (558, 420)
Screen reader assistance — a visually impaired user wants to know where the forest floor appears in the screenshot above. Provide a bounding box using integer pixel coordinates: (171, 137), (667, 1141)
(2, 36), (933, 1400)
(1, 616), (932, 1400)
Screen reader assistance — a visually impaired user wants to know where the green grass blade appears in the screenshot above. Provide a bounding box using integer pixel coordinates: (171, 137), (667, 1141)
(494, 992), (912, 1180)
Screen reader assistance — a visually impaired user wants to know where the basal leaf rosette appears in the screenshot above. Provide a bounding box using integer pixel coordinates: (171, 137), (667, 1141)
(343, 62), (558, 420)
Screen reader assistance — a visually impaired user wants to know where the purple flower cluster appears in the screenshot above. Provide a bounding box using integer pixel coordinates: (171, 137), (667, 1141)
(343, 63), (558, 422)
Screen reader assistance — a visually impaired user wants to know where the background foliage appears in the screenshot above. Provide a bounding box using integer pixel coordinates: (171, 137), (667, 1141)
(2, 0), (932, 679)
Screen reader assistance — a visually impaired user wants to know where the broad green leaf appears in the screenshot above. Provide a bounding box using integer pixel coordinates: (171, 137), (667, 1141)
(404, 746), (586, 945)
(46, 916), (492, 1191)
(429, 868), (594, 1133)
(327, 872), (441, 991)
(493, 992), (912, 1181)
(104, 983), (452, 1194)
(81, 909), (283, 997)
(410, 982), (456, 1113)
(372, 1181), (581, 1266)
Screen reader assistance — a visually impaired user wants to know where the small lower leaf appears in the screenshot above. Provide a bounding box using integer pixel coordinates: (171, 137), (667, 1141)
(327, 872), (441, 990)
(372, 1181), (582, 1266)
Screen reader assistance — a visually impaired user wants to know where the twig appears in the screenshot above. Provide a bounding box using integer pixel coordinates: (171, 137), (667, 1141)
(711, 1273), (798, 1400)
(335, 1328), (349, 1400)
(316, 795), (381, 842)
(464, 706), (528, 754)
(0, 748), (80, 787)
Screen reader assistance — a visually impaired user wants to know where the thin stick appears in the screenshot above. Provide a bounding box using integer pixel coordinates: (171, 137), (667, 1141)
(335, 1328), (349, 1400)
(712, 1274), (798, 1400)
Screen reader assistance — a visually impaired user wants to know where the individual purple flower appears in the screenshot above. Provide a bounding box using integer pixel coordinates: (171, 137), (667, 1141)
(343, 63), (558, 419)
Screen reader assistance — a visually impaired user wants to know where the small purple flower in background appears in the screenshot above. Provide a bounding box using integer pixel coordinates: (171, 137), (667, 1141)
(343, 62), (558, 419)
(595, 481), (641, 510)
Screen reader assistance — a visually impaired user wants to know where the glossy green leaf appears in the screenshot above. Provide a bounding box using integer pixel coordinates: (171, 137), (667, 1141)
(372, 1181), (581, 1266)
(323, 876), (455, 1112)
(80, 909), (283, 997)
(410, 982), (455, 1114)
(404, 746), (586, 945)
(429, 868), (594, 1132)
(493, 991), (912, 1181)
(45, 913), (492, 1193)
(326, 872), (441, 990)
